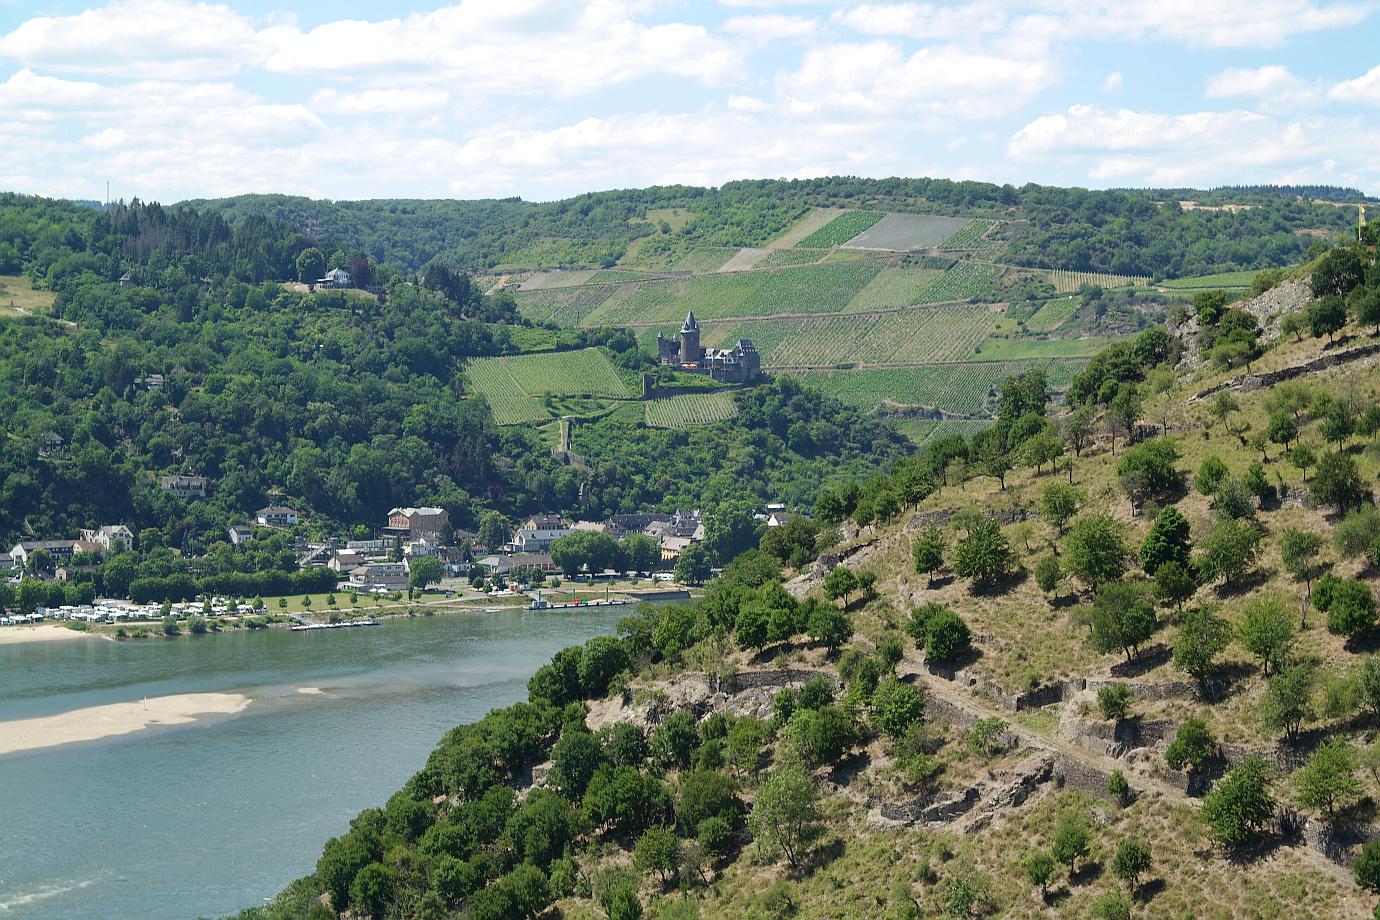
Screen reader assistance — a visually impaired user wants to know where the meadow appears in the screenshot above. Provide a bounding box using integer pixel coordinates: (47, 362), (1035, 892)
(843, 267), (945, 312)
(1160, 269), (1259, 290)
(513, 284), (619, 326)
(1022, 296), (1079, 332)
(465, 348), (633, 424)
(0, 275), (56, 316)
(643, 391), (740, 428)
(767, 304), (999, 367)
(795, 358), (1085, 415)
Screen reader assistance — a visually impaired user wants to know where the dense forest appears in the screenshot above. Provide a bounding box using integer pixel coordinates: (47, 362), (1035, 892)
(188, 178), (1360, 279)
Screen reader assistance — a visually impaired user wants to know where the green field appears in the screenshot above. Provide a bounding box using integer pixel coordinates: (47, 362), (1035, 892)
(644, 392), (740, 428)
(581, 260), (884, 326)
(1160, 270), (1260, 290)
(513, 284), (618, 326)
(796, 359), (1085, 415)
(1023, 297), (1079, 332)
(921, 261), (1004, 302)
(794, 210), (885, 248)
(768, 304), (999, 367)
(671, 248), (735, 273)
(971, 336), (1111, 361)
(0, 275), (55, 316)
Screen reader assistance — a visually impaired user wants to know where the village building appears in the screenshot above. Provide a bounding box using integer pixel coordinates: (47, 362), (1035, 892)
(656, 311), (762, 383)
(384, 507), (449, 539)
(510, 515), (572, 553)
(227, 524), (254, 545)
(348, 561), (409, 590)
(79, 525), (134, 553)
(328, 550), (366, 573)
(9, 540), (89, 568)
(476, 553), (556, 575)
(255, 505), (300, 527)
(39, 433), (64, 457)
(160, 475), (209, 499)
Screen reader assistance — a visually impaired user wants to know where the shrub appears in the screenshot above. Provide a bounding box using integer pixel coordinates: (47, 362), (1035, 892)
(953, 518), (1014, 590)
(1166, 718), (1215, 773)
(1195, 455), (1229, 495)
(1107, 770), (1131, 806)
(1139, 505), (1191, 575)
(1356, 839), (1380, 892)
(1325, 578), (1377, 639)
(924, 608), (972, 664)
(1097, 683), (1132, 721)
(1202, 756), (1274, 847)
(1051, 811), (1090, 874)
(872, 676), (926, 739)
(1033, 554), (1061, 594)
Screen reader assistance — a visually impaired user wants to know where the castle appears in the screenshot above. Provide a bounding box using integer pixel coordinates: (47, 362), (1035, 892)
(656, 311), (762, 384)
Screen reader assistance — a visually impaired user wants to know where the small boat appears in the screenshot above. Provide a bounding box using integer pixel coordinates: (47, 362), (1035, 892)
(525, 598), (631, 610)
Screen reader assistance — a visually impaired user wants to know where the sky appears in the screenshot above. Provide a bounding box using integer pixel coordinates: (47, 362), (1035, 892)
(0, 0), (1378, 203)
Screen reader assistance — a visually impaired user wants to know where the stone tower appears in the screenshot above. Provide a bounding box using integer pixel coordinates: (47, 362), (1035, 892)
(679, 310), (700, 365)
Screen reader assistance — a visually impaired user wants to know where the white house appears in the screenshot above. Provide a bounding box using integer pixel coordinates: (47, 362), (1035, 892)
(255, 505), (300, 527)
(160, 475), (208, 498)
(348, 561), (408, 590)
(317, 267), (353, 289)
(228, 524), (254, 545)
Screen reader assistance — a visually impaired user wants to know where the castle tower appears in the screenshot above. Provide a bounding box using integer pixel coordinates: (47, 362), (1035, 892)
(679, 310), (701, 365)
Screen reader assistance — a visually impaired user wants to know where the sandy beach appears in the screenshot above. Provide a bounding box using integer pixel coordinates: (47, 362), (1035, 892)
(0, 624), (101, 646)
(0, 692), (253, 756)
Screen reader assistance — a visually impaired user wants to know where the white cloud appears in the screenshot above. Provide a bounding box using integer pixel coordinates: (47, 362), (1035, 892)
(1102, 71), (1122, 92)
(726, 94), (768, 112)
(721, 14), (818, 38)
(0, 0), (262, 79)
(1008, 105), (1270, 157)
(1038, 0), (1371, 48)
(1205, 65), (1318, 110)
(779, 40), (1057, 119)
(1329, 64), (1380, 104)
(311, 87), (451, 116)
(831, 3), (1009, 40)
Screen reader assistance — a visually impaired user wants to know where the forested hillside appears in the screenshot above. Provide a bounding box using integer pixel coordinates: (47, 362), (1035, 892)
(236, 237), (1380, 920)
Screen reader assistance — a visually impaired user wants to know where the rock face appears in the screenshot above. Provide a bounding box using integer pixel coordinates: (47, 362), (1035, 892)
(1173, 277), (1311, 368)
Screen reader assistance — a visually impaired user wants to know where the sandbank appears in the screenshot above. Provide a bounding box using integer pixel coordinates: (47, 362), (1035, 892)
(0, 692), (252, 756)
(0, 624), (101, 646)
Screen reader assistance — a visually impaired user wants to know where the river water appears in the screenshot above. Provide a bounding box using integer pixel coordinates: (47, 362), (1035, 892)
(0, 608), (628, 920)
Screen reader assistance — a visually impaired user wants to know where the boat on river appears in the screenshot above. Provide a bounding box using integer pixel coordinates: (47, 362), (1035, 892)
(290, 618), (381, 632)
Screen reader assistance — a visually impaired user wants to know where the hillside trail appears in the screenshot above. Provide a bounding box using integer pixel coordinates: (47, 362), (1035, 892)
(896, 654), (1359, 886)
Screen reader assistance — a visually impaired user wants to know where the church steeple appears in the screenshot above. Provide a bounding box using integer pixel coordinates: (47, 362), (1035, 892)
(679, 310), (701, 363)
(681, 310), (698, 333)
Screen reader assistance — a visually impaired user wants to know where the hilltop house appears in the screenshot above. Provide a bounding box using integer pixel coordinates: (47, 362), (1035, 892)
(317, 267), (353, 289)
(227, 524), (254, 545)
(255, 505), (299, 527)
(385, 507), (449, 539)
(656, 311), (762, 383)
(510, 515), (571, 553)
(9, 540), (99, 569)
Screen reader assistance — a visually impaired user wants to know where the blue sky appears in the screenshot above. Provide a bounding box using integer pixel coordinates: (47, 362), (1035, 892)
(0, 0), (1377, 203)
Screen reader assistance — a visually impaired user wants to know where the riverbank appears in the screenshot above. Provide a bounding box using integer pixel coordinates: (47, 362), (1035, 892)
(0, 691), (253, 756)
(0, 624), (101, 645)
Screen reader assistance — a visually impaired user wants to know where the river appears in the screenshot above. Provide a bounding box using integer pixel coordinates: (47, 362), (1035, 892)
(0, 607), (629, 920)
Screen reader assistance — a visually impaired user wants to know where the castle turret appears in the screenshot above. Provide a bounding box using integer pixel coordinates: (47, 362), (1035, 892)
(679, 310), (701, 365)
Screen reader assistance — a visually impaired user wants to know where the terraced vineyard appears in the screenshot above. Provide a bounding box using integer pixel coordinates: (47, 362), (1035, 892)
(844, 267), (945, 312)
(794, 210), (885, 248)
(671, 248), (735, 273)
(1049, 269), (1150, 293)
(644, 391), (740, 428)
(1160, 270), (1259, 290)
(502, 348), (632, 397)
(940, 219), (997, 248)
(514, 285), (618, 326)
(920, 261), (1004, 302)
(768, 305), (998, 367)
(466, 348), (632, 423)
(1024, 297), (1079, 332)
(796, 358), (1085, 415)
(582, 260), (883, 326)
(758, 249), (826, 269)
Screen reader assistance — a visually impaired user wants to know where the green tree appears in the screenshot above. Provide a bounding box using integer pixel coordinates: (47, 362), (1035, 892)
(1355, 840), (1380, 892)
(1089, 581), (1157, 661)
(1033, 553), (1061, 596)
(1139, 504), (1191, 575)
(805, 600), (852, 654)
(1063, 514), (1128, 589)
(953, 517), (1014, 590)
(549, 728), (607, 799)
(1267, 411), (1298, 449)
(476, 511), (511, 550)
(1098, 683), (1132, 720)
(1166, 718), (1215, 773)
(1107, 383), (1142, 455)
(408, 554), (443, 591)
(1024, 850), (1055, 898)
(911, 524), (946, 586)
(578, 635), (630, 697)
(1295, 739), (1360, 818)
(1173, 604), (1230, 692)
(633, 826), (681, 886)
(623, 533), (662, 574)
(1313, 451), (1364, 512)
(1308, 294), (1347, 344)
(748, 761), (822, 870)
(1196, 519), (1261, 588)
(1279, 527), (1324, 602)
(1153, 560), (1197, 612)
(1261, 663), (1315, 742)
(703, 499), (765, 565)
(823, 566), (859, 607)
(1116, 437), (1181, 511)
(1238, 593), (1295, 676)
(1051, 810), (1090, 876)
(1325, 578), (1377, 639)
(1112, 838), (1151, 890)
(1195, 455), (1229, 496)
(922, 606), (971, 664)
(1201, 756), (1275, 847)
(295, 247), (326, 283)
(872, 675), (926, 739)
(674, 543), (712, 585)
(504, 863), (551, 920)
(1040, 482), (1082, 535)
